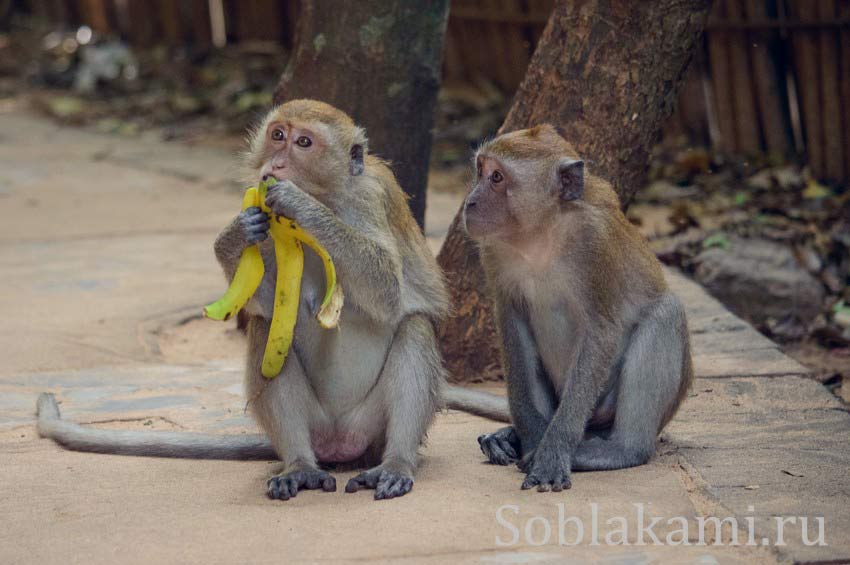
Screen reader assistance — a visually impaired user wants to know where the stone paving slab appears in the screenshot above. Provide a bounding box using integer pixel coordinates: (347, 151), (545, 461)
(1, 112), (848, 564)
(667, 376), (850, 563)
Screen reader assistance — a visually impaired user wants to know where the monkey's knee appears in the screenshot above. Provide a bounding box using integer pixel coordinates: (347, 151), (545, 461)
(478, 425), (520, 465)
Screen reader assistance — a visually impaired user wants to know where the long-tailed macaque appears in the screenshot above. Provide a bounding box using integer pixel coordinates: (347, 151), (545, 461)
(37, 100), (509, 501)
(465, 125), (693, 492)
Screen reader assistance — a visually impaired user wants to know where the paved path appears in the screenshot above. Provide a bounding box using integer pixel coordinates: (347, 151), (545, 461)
(1, 112), (847, 564)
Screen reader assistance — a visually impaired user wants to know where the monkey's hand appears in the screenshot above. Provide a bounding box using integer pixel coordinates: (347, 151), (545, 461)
(520, 446), (572, 493)
(237, 206), (271, 247)
(264, 180), (318, 223)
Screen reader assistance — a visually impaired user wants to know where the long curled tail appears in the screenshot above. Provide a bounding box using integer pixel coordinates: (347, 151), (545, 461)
(36, 393), (277, 460)
(442, 385), (511, 423)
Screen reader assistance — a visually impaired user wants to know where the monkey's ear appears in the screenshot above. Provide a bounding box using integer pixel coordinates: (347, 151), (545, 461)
(349, 144), (365, 176)
(558, 158), (584, 201)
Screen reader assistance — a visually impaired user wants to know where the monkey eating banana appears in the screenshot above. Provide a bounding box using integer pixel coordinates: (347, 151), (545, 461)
(37, 100), (510, 502)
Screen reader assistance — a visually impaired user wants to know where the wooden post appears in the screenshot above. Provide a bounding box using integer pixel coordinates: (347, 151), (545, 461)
(791, 0), (825, 178)
(817, 0), (845, 183)
(840, 0), (850, 181)
(725, 0), (762, 154)
(708, 1), (738, 152)
(744, 0), (793, 158)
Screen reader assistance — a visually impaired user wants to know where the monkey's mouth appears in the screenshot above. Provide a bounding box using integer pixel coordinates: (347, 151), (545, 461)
(261, 174), (279, 183)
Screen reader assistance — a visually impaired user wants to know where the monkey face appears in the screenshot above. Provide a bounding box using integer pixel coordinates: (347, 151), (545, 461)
(463, 154), (515, 241)
(249, 101), (369, 196)
(465, 128), (587, 246)
(259, 120), (336, 192)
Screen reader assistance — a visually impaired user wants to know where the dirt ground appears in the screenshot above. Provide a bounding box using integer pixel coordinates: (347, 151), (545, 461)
(1, 108), (849, 564)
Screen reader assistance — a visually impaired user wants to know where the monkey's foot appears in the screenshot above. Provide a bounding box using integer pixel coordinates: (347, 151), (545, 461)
(478, 426), (520, 465)
(267, 468), (336, 500)
(520, 451), (572, 493)
(344, 466), (414, 500)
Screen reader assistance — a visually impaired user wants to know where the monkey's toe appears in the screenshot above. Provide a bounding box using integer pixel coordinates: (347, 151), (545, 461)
(521, 471), (572, 493)
(267, 468), (336, 500)
(344, 468), (379, 493)
(345, 467), (414, 500)
(374, 470), (414, 500)
(478, 427), (520, 466)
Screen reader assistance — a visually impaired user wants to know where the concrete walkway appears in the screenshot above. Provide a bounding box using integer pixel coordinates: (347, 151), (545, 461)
(0, 111), (847, 564)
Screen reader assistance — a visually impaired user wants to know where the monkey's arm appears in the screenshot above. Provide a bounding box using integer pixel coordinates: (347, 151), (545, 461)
(521, 332), (615, 490)
(497, 298), (553, 455)
(265, 181), (402, 323)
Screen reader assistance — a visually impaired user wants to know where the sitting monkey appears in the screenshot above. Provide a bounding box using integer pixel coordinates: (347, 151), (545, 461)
(37, 100), (508, 501)
(465, 125), (693, 492)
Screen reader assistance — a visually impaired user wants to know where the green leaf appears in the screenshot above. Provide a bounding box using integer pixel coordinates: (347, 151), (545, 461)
(733, 191), (750, 206)
(702, 233), (731, 250)
(833, 301), (850, 328)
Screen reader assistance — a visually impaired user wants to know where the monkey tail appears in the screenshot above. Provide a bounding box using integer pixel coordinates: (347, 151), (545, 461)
(442, 385), (511, 423)
(36, 393), (278, 460)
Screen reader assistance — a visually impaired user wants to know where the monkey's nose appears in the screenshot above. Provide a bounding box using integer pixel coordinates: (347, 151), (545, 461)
(465, 199), (477, 209)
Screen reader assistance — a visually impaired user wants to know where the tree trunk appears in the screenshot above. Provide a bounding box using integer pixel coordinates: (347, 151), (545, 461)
(437, 0), (712, 383)
(274, 0), (449, 228)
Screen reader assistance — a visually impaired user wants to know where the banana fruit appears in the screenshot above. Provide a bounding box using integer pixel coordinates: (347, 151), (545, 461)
(204, 179), (344, 378)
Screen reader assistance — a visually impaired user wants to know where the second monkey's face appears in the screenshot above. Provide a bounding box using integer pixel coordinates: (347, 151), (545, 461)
(463, 154), (515, 241)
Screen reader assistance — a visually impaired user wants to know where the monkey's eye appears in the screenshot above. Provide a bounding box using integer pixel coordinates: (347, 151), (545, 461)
(271, 129), (285, 142)
(490, 170), (504, 183)
(296, 136), (312, 148)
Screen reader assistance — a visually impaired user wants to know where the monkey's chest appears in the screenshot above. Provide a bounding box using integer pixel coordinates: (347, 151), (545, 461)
(528, 303), (578, 391)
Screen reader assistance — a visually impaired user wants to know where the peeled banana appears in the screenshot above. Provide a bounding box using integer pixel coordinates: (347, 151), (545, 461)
(204, 179), (344, 378)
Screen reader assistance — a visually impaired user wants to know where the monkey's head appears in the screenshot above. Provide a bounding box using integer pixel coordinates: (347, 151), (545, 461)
(463, 124), (584, 243)
(247, 99), (368, 194)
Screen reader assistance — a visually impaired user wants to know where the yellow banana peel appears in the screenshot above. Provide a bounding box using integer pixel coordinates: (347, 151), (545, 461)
(204, 179), (344, 378)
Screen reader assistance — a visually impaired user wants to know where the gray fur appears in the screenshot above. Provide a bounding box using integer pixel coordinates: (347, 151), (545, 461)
(37, 393), (276, 460)
(467, 130), (694, 492)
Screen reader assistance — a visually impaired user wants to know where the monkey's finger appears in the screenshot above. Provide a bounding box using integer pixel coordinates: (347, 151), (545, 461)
(267, 476), (294, 500)
(345, 470), (379, 493)
(244, 216), (270, 229)
(521, 475), (541, 490)
(344, 478), (361, 493)
(245, 221), (270, 235)
(246, 232), (269, 244)
(300, 470), (334, 491)
(321, 475), (337, 492)
(267, 478), (280, 499)
(376, 476), (413, 500)
(282, 476), (299, 499)
(479, 434), (502, 462)
(486, 441), (512, 466)
(244, 212), (270, 225)
(537, 483), (552, 493)
(496, 437), (519, 461)
(478, 437), (493, 460)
